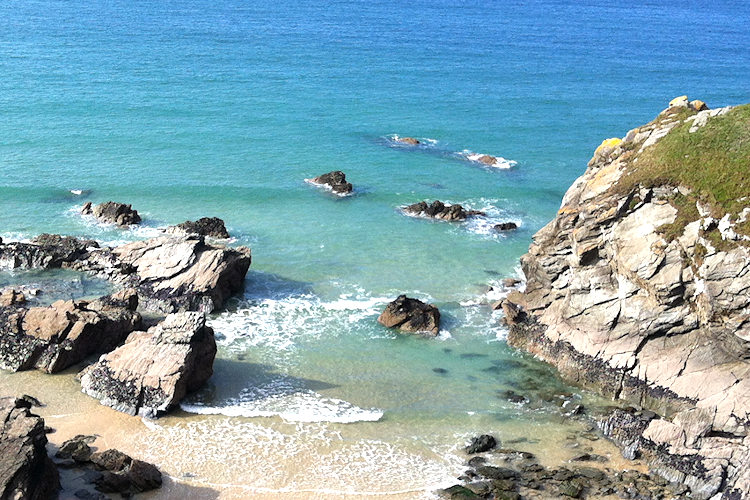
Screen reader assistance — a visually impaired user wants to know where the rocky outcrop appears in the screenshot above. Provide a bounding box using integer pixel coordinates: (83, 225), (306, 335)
(110, 235), (251, 312)
(378, 295), (440, 336)
(0, 234), (251, 314)
(53, 435), (162, 496)
(166, 217), (231, 239)
(504, 100), (750, 498)
(81, 201), (141, 226)
(0, 397), (60, 500)
(309, 171), (353, 195)
(0, 289), (141, 373)
(79, 312), (217, 418)
(403, 200), (485, 221)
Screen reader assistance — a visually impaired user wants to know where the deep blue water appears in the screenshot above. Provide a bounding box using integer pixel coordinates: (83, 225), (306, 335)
(1, 0), (749, 495)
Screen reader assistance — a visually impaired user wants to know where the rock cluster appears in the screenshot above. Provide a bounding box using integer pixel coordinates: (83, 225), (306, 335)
(310, 170), (353, 195)
(80, 312), (216, 418)
(403, 200), (485, 221)
(53, 435), (162, 496)
(81, 201), (141, 226)
(0, 233), (251, 314)
(378, 295), (440, 336)
(0, 289), (140, 373)
(166, 217), (231, 239)
(0, 397), (59, 500)
(503, 101), (750, 497)
(396, 137), (420, 145)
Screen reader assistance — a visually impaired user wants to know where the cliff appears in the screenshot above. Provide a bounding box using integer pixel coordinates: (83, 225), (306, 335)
(504, 97), (750, 499)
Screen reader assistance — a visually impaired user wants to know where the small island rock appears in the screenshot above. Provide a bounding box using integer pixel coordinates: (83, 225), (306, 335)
(494, 222), (518, 231)
(397, 137), (420, 145)
(403, 200), (485, 221)
(378, 295), (440, 336)
(81, 201), (141, 227)
(310, 171), (353, 195)
(166, 217), (231, 239)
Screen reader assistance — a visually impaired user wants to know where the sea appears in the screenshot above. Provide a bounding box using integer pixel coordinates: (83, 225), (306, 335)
(1, 0), (749, 498)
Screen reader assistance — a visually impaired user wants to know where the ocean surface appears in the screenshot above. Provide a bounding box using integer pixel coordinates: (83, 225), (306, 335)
(2, 0), (750, 497)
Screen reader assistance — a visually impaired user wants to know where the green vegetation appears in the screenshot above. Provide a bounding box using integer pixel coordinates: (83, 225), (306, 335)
(620, 104), (750, 242)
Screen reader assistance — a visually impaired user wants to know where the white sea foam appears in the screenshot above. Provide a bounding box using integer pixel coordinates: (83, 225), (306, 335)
(182, 384), (384, 424)
(385, 134), (438, 146)
(459, 150), (517, 169)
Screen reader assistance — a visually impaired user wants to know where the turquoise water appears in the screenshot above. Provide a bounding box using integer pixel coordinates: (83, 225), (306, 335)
(2, 0), (750, 495)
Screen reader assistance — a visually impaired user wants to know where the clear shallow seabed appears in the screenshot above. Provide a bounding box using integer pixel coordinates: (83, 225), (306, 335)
(1, 0), (750, 497)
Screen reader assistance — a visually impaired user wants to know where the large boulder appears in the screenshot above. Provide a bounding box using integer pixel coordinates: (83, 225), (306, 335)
(79, 312), (217, 418)
(309, 171), (353, 195)
(0, 289), (141, 373)
(403, 200), (485, 222)
(112, 235), (251, 313)
(0, 397), (60, 500)
(378, 295), (440, 336)
(0, 234), (252, 314)
(165, 217), (231, 239)
(81, 201), (141, 227)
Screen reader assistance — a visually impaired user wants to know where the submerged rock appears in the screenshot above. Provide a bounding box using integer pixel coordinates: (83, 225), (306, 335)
(79, 312), (217, 418)
(378, 295), (440, 336)
(310, 170), (353, 195)
(0, 397), (60, 500)
(396, 137), (420, 145)
(166, 217), (231, 239)
(403, 200), (485, 221)
(81, 201), (141, 227)
(0, 289), (141, 373)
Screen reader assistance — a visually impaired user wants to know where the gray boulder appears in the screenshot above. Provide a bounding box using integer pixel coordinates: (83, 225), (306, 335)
(378, 295), (440, 336)
(81, 201), (141, 226)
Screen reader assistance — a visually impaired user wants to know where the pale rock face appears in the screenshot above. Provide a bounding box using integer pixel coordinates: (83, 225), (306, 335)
(505, 104), (750, 498)
(79, 312), (217, 418)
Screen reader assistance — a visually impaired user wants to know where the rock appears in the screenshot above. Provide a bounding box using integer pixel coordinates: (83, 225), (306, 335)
(76, 447), (163, 495)
(690, 99), (709, 111)
(0, 289), (25, 307)
(111, 235), (251, 313)
(438, 485), (481, 499)
(502, 278), (521, 288)
(310, 171), (353, 195)
(477, 154), (498, 165)
(465, 435), (498, 454)
(403, 200), (485, 221)
(81, 201), (141, 227)
(79, 311), (217, 418)
(0, 397), (60, 499)
(0, 234), (251, 314)
(493, 222), (518, 231)
(166, 217), (230, 239)
(56, 435), (96, 463)
(669, 95), (689, 108)
(377, 295), (440, 336)
(397, 137), (420, 145)
(0, 289), (141, 373)
(505, 101), (750, 498)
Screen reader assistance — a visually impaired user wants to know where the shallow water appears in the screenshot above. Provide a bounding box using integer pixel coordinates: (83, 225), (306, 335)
(1, 0), (749, 497)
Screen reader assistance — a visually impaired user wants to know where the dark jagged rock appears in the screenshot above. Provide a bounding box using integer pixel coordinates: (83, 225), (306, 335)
(493, 222), (518, 231)
(56, 435), (97, 463)
(0, 289), (141, 373)
(403, 200), (485, 221)
(377, 295), (440, 336)
(79, 312), (217, 418)
(166, 217), (231, 239)
(310, 170), (353, 195)
(465, 435), (498, 454)
(0, 234), (98, 269)
(0, 397), (60, 500)
(81, 201), (141, 226)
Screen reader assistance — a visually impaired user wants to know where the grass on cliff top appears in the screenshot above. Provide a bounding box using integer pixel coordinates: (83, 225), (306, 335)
(619, 104), (750, 241)
(622, 104), (750, 215)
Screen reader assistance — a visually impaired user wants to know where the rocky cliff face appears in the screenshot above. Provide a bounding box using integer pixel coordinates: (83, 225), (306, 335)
(504, 99), (750, 499)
